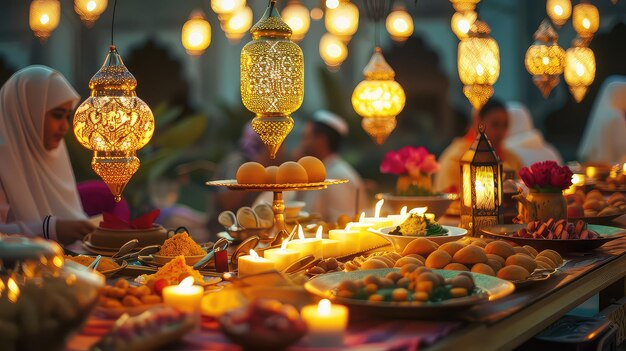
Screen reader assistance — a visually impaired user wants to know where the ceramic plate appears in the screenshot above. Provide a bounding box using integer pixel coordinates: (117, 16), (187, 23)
(569, 212), (625, 225)
(375, 226), (467, 253)
(480, 224), (626, 253)
(304, 268), (514, 319)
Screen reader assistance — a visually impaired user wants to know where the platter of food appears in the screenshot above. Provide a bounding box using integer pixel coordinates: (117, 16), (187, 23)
(64, 255), (128, 277)
(206, 178), (348, 191)
(480, 220), (626, 253)
(567, 190), (626, 225)
(304, 268), (514, 319)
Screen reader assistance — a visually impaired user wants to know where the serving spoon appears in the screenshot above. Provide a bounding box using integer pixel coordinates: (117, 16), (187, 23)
(193, 238), (229, 269)
(114, 244), (160, 263)
(112, 239), (139, 259)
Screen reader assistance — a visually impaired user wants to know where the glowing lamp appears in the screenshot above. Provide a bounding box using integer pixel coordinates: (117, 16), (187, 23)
(459, 124), (502, 236)
(524, 20), (565, 98)
(564, 37), (595, 102)
(320, 33), (348, 68)
(546, 0), (571, 28)
(451, 11), (477, 40)
(351, 48), (405, 144)
(449, 0), (480, 12)
(573, 2), (599, 39)
(182, 10), (212, 56)
(386, 6), (413, 42)
(281, 0), (311, 42)
(74, 0), (107, 28)
(73, 46), (155, 201)
(222, 6), (253, 42)
(240, 0), (304, 159)
(29, 0), (60, 42)
(211, 0), (246, 17)
(325, 0), (359, 42)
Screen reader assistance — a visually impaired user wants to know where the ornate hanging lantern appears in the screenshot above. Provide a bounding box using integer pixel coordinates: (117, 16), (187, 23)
(458, 20), (500, 111)
(573, 2), (599, 40)
(320, 33), (348, 68)
(325, 0), (359, 42)
(211, 0), (246, 20)
(351, 48), (406, 144)
(73, 46), (155, 201)
(451, 10), (477, 40)
(459, 124), (503, 236)
(74, 0), (108, 27)
(181, 10), (212, 56)
(385, 6), (413, 42)
(564, 37), (595, 102)
(449, 0), (480, 12)
(281, 0), (310, 42)
(546, 0), (571, 28)
(222, 6), (253, 42)
(29, 0), (60, 42)
(524, 20), (565, 98)
(240, 0), (304, 158)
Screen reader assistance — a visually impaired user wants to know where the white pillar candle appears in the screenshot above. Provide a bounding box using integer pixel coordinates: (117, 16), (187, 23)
(315, 226), (340, 258)
(238, 249), (275, 276)
(301, 299), (348, 347)
(162, 276), (203, 312)
(286, 225), (322, 258)
(263, 239), (301, 271)
(328, 229), (361, 256)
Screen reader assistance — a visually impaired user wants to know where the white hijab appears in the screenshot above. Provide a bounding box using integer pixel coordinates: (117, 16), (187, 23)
(0, 65), (86, 222)
(578, 76), (626, 165)
(504, 102), (563, 166)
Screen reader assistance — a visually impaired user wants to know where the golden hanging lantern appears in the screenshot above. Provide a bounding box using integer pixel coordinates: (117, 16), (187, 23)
(524, 20), (565, 98)
(458, 20), (500, 111)
(325, 0), (359, 42)
(564, 37), (595, 103)
(320, 33), (348, 68)
(211, 0), (246, 19)
(74, 0), (108, 28)
(281, 0), (310, 42)
(351, 48), (406, 144)
(29, 0), (60, 42)
(451, 10), (477, 40)
(546, 0), (571, 28)
(573, 2), (599, 39)
(73, 46), (155, 201)
(222, 6), (253, 42)
(449, 0), (480, 12)
(182, 10), (212, 56)
(385, 6), (414, 42)
(240, 0), (304, 159)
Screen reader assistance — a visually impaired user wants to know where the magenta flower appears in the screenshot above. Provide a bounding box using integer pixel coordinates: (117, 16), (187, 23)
(519, 161), (572, 191)
(380, 146), (439, 176)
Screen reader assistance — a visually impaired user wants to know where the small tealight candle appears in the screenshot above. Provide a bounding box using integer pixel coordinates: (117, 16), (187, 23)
(263, 239), (301, 271)
(363, 200), (394, 229)
(286, 225), (322, 258)
(238, 249), (275, 276)
(315, 226), (340, 258)
(346, 212), (374, 233)
(328, 229), (361, 256)
(162, 276), (203, 312)
(301, 299), (348, 347)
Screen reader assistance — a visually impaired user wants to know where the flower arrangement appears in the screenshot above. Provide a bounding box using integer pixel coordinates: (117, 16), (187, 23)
(519, 161), (573, 192)
(380, 146), (440, 196)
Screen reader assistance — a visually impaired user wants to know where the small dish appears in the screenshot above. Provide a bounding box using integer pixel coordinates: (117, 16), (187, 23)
(374, 226), (468, 253)
(284, 201), (306, 219)
(99, 260), (128, 278)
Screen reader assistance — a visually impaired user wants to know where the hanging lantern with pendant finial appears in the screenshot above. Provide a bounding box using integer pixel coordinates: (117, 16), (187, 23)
(351, 48), (406, 144)
(564, 36), (595, 102)
(458, 19), (500, 111)
(572, 1), (599, 41)
(29, 0), (60, 42)
(546, 0), (572, 28)
(240, 0), (304, 159)
(74, 0), (108, 28)
(449, 0), (480, 12)
(525, 20), (565, 98)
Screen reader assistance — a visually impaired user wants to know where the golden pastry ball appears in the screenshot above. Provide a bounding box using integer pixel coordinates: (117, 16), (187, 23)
(297, 156), (326, 182)
(236, 162), (267, 184)
(265, 166), (278, 184)
(276, 161), (309, 184)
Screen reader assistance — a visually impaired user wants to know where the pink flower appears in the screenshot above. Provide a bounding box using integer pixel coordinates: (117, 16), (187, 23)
(420, 155), (440, 174)
(380, 150), (406, 175)
(519, 167), (535, 188)
(380, 146), (440, 176)
(519, 161), (572, 191)
(550, 166), (573, 190)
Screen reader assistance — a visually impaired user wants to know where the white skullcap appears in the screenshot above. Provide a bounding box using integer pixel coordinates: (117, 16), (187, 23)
(312, 110), (349, 136)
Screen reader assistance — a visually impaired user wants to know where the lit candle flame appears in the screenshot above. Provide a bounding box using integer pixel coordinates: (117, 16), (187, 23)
(249, 249), (259, 259)
(179, 276), (195, 288)
(316, 226), (323, 240)
(281, 238), (289, 251)
(400, 206), (407, 216)
(298, 225), (305, 240)
(52, 255), (63, 268)
(359, 212), (365, 223)
(345, 223), (353, 231)
(318, 298), (331, 315)
(7, 277), (20, 303)
(374, 199), (384, 219)
(475, 180), (485, 192)
(554, 5), (563, 16)
(410, 207), (427, 216)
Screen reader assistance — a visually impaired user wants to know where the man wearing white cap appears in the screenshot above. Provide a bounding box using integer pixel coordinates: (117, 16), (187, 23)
(293, 110), (368, 221)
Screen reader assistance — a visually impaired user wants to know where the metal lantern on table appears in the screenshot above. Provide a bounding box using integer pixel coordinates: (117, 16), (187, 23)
(351, 47), (406, 145)
(459, 124), (503, 236)
(525, 20), (565, 98)
(74, 0), (108, 28)
(325, 0), (359, 43)
(564, 37), (595, 102)
(182, 10), (212, 56)
(29, 0), (60, 42)
(73, 46), (155, 201)
(546, 0), (571, 28)
(240, 0), (304, 159)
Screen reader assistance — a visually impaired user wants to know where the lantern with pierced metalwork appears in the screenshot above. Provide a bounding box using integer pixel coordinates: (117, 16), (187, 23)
(450, 0), (480, 12)
(281, 0), (310, 42)
(573, 2), (599, 40)
(546, 0), (572, 28)
(451, 10), (476, 40)
(325, 0), (359, 42)
(564, 37), (595, 102)
(29, 0), (60, 42)
(386, 6), (413, 42)
(182, 10), (212, 56)
(74, 0), (108, 28)
(525, 20), (565, 98)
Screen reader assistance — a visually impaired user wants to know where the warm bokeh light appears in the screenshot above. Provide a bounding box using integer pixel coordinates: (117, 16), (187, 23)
(310, 7), (324, 21)
(325, 0), (359, 41)
(573, 3), (599, 39)
(451, 10), (477, 40)
(546, 0), (572, 27)
(223, 6), (253, 42)
(74, 0), (108, 27)
(386, 7), (414, 42)
(211, 0), (246, 16)
(565, 40), (595, 102)
(525, 20), (565, 98)
(320, 33), (348, 68)
(29, 0), (60, 42)
(449, 0), (480, 12)
(182, 10), (212, 56)
(326, 0), (339, 9)
(281, 1), (311, 42)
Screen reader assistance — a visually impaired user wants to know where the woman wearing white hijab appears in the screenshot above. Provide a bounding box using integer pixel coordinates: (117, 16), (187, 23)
(0, 65), (94, 244)
(578, 76), (626, 165)
(504, 102), (563, 167)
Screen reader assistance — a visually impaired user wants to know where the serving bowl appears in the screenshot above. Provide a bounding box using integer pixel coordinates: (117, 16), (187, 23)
(284, 201), (306, 219)
(374, 226), (468, 253)
(377, 193), (458, 219)
(90, 225), (168, 249)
